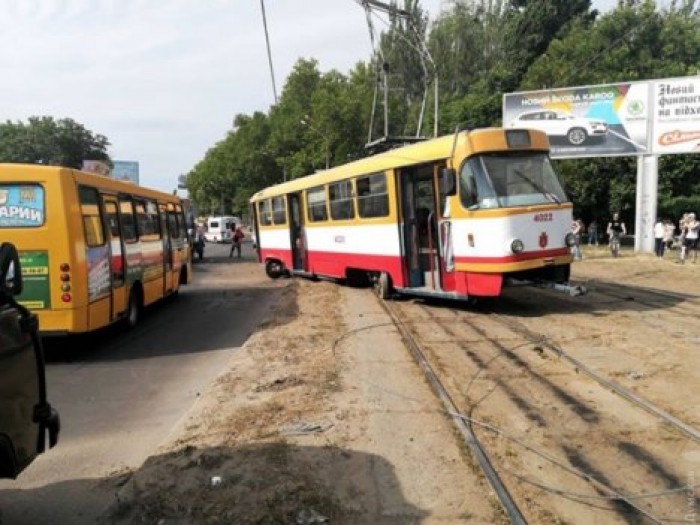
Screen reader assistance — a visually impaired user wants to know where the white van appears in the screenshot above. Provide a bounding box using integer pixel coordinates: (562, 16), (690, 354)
(205, 216), (240, 243)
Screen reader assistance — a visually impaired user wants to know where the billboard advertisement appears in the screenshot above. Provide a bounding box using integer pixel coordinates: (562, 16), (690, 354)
(652, 77), (700, 154)
(112, 161), (140, 184)
(503, 82), (651, 158)
(82, 160), (111, 176)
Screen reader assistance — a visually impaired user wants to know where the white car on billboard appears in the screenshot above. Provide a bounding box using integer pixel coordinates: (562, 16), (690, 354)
(507, 110), (608, 146)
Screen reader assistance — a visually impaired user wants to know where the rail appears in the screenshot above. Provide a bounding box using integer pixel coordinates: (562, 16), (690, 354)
(380, 299), (527, 524)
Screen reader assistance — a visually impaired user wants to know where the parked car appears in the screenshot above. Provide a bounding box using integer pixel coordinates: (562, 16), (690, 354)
(507, 109), (608, 145)
(0, 242), (60, 479)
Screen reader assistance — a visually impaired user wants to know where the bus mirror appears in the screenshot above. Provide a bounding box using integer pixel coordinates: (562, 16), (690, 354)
(439, 168), (457, 196)
(0, 243), (22, 298)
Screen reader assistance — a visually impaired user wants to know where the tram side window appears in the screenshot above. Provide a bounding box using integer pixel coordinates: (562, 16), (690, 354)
(272, 197), (286, 225)
(120, 199), (137, 242)
(78, 186), (105, 247)
(258, 200), (273, 226)
(306, 186), (328, 222)
(356, 172), (389, 218)
(329, 180), (355, 220)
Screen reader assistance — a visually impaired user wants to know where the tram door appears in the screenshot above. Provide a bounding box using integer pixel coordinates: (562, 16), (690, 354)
(400, 165), (441, 289)
(288, 193), (306, 271)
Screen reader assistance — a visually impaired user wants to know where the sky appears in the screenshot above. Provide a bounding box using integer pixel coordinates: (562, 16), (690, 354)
(0, 0), (619, 193)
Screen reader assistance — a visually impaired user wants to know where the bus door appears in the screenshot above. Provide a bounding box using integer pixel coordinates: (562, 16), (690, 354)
(172, 204), (187, 283)
(288, 193), (305, 271)
(400, 165), (441, 289)
(160, 203), (174, 294)
(102, 197), (127, 319)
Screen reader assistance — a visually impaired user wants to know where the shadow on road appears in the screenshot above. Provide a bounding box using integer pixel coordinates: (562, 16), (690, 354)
(43, 280), (297, 363)
(395, 278), (689, 318)
(0, 444), (428, 525)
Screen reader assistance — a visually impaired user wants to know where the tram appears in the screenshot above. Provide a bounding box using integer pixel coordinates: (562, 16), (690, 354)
(250, 127), (582, 300)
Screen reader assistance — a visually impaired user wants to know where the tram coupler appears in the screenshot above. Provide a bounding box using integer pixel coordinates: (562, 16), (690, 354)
(535, 280), (587, 296)
(506, 278), (587, 296)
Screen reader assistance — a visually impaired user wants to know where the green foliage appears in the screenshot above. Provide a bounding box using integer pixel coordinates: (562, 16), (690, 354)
(0, 116), (110, 169)
(188, 0), (700, 226)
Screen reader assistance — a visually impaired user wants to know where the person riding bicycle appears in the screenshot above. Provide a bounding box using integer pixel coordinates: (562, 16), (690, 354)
(607, 212), (626, 258)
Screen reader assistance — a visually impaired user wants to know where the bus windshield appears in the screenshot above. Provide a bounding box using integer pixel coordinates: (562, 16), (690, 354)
(459, 152), (568, 209)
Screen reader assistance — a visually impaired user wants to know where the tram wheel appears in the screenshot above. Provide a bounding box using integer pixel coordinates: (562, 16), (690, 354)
(376, 272), (392, 300)
(265, 260), (284, 279)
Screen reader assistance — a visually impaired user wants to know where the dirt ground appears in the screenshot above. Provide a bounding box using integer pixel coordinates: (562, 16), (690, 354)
(103, 246), (699, 524)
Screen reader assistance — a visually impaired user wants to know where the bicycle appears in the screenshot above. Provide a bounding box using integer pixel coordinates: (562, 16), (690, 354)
(609, 235), (621, 258)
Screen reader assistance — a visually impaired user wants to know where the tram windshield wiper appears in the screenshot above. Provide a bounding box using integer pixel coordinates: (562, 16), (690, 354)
(510, 168), (561, 204)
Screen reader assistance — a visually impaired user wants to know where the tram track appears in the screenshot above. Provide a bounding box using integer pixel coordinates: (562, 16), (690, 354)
(379, 299), (527, 524)
(488, 312), (700, 443)
(382, 296), (697, 524)
(582, 280), (700, 320)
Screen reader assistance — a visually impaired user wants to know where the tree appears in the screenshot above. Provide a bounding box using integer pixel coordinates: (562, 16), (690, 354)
(0, 116), (110, 168)
(524, 0), (700, 225)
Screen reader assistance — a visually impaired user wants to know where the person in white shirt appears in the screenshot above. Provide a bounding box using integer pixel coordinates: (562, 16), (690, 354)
(653, 219), (666, 257)
(685, 212), (699, 263)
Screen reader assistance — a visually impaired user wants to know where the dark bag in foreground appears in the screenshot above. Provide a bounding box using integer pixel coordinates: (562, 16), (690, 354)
(0, 242), (60, 479)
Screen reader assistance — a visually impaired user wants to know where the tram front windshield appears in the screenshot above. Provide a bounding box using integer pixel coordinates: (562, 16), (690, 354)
(459, 152), (568, 209)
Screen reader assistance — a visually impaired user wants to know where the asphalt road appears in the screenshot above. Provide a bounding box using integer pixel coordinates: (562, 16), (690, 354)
(0, 241), (280, 524)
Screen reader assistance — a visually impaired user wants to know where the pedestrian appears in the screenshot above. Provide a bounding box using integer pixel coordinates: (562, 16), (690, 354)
(653, 218), (665, 258)
(685, 212), (699, 263)
(587, 220), (598, 246)
(570, 219), (583, 261)
(194, 224), (206, 261)
(678, 213), (689, 263)
(663, 220), (675, 252)
(607, 212), (626, 258)
(229, 224), (245, 258)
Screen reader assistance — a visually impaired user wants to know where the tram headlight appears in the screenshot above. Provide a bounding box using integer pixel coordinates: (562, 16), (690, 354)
(565, 233), (576, 247)
(510, 239), (524, 254)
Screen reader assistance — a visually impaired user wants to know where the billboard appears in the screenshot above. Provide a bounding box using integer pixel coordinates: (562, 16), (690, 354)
(112, 161), (140, 184)
(81, 160), (111, 175)
(503, 82), (651, 158)
(652, 77), (700, 154)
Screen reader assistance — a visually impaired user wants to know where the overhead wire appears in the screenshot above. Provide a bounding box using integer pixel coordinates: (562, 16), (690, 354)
(259, 0), (278, 104)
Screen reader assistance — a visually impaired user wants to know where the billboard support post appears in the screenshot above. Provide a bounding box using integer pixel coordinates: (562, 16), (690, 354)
(634, 155), (658, 253)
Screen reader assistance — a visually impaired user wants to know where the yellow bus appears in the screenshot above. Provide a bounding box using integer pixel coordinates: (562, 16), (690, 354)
(0, 164), (192, 335)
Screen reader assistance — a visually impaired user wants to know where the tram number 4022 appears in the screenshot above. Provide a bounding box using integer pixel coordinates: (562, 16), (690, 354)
(533, 213), (553, 222)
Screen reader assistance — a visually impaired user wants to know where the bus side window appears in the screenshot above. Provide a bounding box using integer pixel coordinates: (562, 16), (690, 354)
(146, 200), (161, 239)
(78, 186), (106, 247)
(175, 205), (185, 239)
(167, 206), (180, 238)
(134, 200), (159, 241)
(119, 199), (137, 242)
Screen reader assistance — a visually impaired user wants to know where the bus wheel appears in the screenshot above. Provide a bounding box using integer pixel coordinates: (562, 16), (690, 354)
(265, 260), (284, 279)
(126, 289), (141, 328)
(376, 272), (392, 300)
